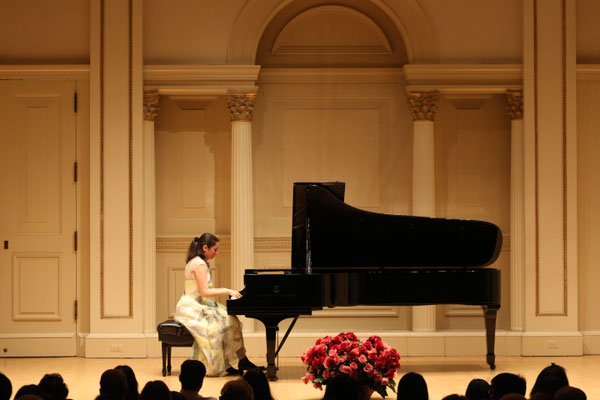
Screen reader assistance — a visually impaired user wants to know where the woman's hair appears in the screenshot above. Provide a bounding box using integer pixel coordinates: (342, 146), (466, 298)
(243, 368), (274, 400)
(219, 379), (253, 400)
(99, 369), (128, 400)
(115, 365), (139, 400)
(397, 372), (428, 400)
(530, 363), (569, 397)
(38, 373), (68, 400)
(140, 381), (171, 400)
(465, 378), (489, 400)
(186, 233), (219, 262)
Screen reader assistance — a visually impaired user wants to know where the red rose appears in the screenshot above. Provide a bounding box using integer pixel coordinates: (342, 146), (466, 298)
(358, 354), (367, 364)
(339, 365), (352, 374)
(348, 348), (359, 361)
(324, 357), (337, 369)
(363, 363), (374, 373)
(368, 351), (378, 361)
(350, 362), (358, 370)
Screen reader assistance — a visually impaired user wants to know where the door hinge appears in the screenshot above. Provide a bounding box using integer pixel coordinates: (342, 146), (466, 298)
(74, 300), (78, 321)
(74, 231), (78, 251)
(74, 92), (78, 113)
(74, 161), (78, 182)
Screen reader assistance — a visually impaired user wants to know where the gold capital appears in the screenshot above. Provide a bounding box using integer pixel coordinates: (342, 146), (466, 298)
(408, 91), (440, 121)
(226, 93), (256, 122)
(143, 90), (160, 121)
(505, 90), (523, 120)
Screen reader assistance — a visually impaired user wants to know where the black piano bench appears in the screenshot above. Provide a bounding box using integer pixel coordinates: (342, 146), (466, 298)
(157, 320), (194, 376)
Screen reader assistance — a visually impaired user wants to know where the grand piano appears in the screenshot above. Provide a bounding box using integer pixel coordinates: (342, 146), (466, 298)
(227, 182), (502, 380)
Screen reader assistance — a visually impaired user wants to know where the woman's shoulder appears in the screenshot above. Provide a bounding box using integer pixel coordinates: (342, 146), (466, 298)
(186, 256), (207, 270)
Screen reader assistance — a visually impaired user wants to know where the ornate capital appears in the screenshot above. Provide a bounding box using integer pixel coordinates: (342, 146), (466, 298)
(143, 90), (160, 121)
(505, 90), (523, 120)
(226, 93), (256, 122)
(407, 91), (440, 121)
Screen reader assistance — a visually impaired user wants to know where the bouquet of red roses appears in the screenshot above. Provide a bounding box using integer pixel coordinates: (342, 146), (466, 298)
(301, 332), (401, 398)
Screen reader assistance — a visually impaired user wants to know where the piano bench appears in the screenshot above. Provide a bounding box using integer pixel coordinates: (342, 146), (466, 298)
(157, 320), (194, 376)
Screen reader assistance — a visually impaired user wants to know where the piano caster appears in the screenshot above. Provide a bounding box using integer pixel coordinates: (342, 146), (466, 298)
(487, 353), (496, 370)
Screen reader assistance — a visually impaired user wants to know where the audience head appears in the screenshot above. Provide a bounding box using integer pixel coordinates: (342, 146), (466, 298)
(489, 373), (526, 400)
(219, 378), (253, 400)
(100, 369), (129, 400)
(441, 395), (467, 400)
(179, 360), (207, 392)
(38, 373), (69, 400)
(140, 381), (171, 400)
(396, 372), (428, 400)
(554, 386), (586, 400)
(0, 373), (12, 400)
(530, 363), (569, 397)
(465, 378), (489, 400)
(529, 394), (553, 400)
(243, 368), (273, 400)
(14, 385), (44, 400)
(115, 365), (139, 400)
(321, 374), (360, 400)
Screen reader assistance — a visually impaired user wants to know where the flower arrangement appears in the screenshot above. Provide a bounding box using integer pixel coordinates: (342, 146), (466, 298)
(301, 332), (401, 398)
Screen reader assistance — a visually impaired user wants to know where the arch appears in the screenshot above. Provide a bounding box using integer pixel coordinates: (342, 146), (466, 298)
(226, 0), (439, 65)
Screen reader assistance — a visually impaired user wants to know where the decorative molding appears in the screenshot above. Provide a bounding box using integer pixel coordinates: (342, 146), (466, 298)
(407, 91), (439, 121)
(156, 236), (290, 252)
(576, 64), (600, 80)
(505, 90), (523, 120)
(258, 68), (404, 84)
(226, 93), (257, 122)
(0, 65), (90, 79)
(143, 90), (160, 121)
(403, 64), (522, 84)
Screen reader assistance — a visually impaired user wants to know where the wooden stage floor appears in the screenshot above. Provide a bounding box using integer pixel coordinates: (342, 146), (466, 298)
(2, 355), (599, 399)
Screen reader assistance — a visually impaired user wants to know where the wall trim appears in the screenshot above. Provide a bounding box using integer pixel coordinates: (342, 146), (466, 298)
(258, 67), (405, 84)
(576, 64), (600, 80)
(0, 65), (90, 79)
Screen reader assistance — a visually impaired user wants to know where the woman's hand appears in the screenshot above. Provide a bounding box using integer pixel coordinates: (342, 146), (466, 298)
(228, 289), (242, 299)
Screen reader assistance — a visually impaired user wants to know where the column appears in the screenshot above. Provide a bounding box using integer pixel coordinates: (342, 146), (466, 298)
(407, 91), (440, 332)
(226, 93), (256, 294)
(506, 90), (525, 332)
(142, 90), (159, 335)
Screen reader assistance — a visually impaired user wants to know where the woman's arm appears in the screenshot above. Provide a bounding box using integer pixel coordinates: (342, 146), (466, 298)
(190, 261), (241, 299)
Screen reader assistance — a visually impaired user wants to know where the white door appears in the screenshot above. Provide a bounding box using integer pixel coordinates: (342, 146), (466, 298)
(0, 80), (77, 356)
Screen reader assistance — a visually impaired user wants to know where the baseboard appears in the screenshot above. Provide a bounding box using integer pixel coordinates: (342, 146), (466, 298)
(72, 330), (589, 358)
(0, 333), (76, 356)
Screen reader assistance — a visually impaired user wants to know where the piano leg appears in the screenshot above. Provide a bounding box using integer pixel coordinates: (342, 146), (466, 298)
(483, 305), (500, 370)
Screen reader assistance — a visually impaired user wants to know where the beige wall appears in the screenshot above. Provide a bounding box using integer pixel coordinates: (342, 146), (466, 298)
(1, 0), (600, 358)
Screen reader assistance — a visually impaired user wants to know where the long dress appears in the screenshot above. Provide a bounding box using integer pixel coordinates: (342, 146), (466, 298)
(174, 258), (246, 376)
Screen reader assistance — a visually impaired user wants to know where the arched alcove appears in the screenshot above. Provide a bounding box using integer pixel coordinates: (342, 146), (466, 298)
(226, 0), (439, 65)
(256, 3), (406, 67)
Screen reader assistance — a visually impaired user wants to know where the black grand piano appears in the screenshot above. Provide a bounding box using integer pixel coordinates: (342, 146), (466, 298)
(227, 182), (502, 380)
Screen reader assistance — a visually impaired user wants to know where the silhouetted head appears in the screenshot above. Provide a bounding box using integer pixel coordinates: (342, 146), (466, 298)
(243, 368), (273, 400)
(465, 378), (489, 400)
(39, 373), (69, 400)
(99, 369), (128, 400)
(397, 372), (428, 400)
(490, 373), (526, 400)
(219, 379), (253, 400)
(179, 360), (207, 392)
(530, 363), (569, 397)
(0, 373), (12, 400)
(115, 365), (139, 400)
(140, 381), (171, 400)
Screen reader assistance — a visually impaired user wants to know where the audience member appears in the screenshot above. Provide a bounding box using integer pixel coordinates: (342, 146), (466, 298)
(179, 360), (216, 400)
(14, 385), (44, 400)
(498, 394), (525, 400)
(140, 381), (171, 400)
(529, 394), (553, 400)
(465, 378), (489, 400)
(219, 379), (253, 400)
(243, 368), (274, 400)
(554, 386), (586, 400)
(38, 373), (69, 400)
(16, 395), (44, 400)
(171, 392), (187, 400)
(441, 395), (467, 400)
(489, 373), (526, 400)
(99, 369), (129, 400)
(530, 363), (569, 397)
(321, 375), (360, 400)
(396, 372), (428, 400)
(0, 373), (12, 400)
(115, 365), (139, 400)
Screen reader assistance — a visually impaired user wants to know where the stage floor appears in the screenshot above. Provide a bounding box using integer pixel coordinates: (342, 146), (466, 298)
(2, 355), (599, 399)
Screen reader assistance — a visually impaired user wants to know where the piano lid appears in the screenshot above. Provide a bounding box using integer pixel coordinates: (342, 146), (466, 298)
(291, 182), (503, 271)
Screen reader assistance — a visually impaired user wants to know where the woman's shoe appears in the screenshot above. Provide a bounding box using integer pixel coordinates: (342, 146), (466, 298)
(238, 357), (264, 372)
(225, 366), (242, 376)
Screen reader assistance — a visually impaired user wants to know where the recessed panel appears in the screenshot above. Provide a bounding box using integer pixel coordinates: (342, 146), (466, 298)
(15, 96), (61, 234)
(13, 254), (60, 320)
